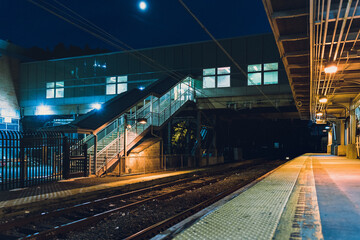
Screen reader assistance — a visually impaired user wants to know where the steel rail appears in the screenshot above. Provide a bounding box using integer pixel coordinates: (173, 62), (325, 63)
(18, 178), (222, 240)
(0, 176), (199, 233)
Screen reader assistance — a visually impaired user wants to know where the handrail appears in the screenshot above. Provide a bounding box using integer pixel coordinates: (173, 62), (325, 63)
(92, 76), (195, 174)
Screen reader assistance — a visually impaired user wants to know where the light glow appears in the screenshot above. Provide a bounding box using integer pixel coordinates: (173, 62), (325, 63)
(36, 105), (53, 116)
(139, 1), (147, 10)
(319, 97), (328, 104)
(137, 118), (147, 124)
(91, 103), (102, 110)
(316, 112), (323, 117)
(324, 63), (338, 74)
(4, 117), (11, 123)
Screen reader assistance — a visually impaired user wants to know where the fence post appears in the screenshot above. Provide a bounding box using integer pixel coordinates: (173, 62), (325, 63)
(63, 136), (70, 179)
(19, 133), (25, 188)
(83, 143), (88, 177)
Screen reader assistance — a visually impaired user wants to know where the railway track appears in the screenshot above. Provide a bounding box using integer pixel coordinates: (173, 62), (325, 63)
(0, 174), (228, 239)
(0, 158), (275, 239)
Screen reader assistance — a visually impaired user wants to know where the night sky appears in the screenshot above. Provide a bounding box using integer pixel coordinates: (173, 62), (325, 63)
(0, 0), (271, 51)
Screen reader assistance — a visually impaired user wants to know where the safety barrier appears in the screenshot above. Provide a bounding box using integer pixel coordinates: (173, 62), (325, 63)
(0, 131), (87, 191)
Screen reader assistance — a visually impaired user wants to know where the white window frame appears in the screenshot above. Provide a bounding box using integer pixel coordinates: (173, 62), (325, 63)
(106, 76), (128, 95)
(203, 67), (231, 89)
(247, 62), (279, 86)
(46, 81), (64, 98)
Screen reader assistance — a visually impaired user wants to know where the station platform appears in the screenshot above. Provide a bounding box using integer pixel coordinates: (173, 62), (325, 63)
(161, 154), (360, 240)
(0, 160), (259, 217)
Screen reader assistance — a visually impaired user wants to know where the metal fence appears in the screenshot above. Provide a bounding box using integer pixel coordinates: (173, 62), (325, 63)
(0, 131), (88, 191)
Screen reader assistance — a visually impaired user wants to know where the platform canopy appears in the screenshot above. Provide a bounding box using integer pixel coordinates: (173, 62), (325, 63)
(263, 0), (360, 120)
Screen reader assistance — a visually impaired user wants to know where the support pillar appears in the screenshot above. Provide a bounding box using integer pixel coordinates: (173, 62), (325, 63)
(327, 129), (332, 154)
(338, 120), (346, 156)
(347, 108), (358, 158)
(196, 110), (202, 167)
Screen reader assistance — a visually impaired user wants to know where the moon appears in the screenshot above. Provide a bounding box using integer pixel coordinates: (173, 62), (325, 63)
(139, 1), (147, 10)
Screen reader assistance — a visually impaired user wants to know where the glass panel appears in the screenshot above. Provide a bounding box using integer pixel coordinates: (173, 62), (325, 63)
(248, 64), (262, 72)
(264, 71), (278, 85)
(203, 68), (215, 76)
(203, 76), (215, 88)
(264, 62), (278, 71)
(217, 67), (230, 75)
(106, 84), (116, 95)
(56, 81), (64, 87)
(46, 89), (54, 98)
(106, 77), (116, 84)
(248, 73), (262, 85)
(46, 82), (55, 88)
(118, 75), (127, 82)
(55, 88), (64, 98)
(217, 75), (230, 88)
(117, 83), (127, 94)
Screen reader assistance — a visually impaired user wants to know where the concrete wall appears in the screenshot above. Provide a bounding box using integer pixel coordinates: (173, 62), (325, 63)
(0, 55), (20, 130)
(19, 34), (290, 120)
(126, 141), (161, 174)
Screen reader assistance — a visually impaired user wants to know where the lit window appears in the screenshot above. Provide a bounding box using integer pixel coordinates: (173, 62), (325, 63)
(248, 64), (262, 73)
(106, 76), (128, 95)
(247, 62), (279, 85)
(217, 75), (230, 88)
(46, 81), (64, 98)
(202, 67), (231, 88)
(46, 89), (54, 99)
(203, 76), (216, 88)
(248, 73), (261, 85)
(106, 84), (116, 95)
(264, 63), (278, 71)
(117, 76), (127, 94)
(203, 68), (215, 76)
(264, 72), (278, 85)
(264, 63), (278, 85)
(217, 67), (230, 87)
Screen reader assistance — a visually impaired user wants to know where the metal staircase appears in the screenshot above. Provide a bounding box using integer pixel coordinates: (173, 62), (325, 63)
(83, 76), (195, 176)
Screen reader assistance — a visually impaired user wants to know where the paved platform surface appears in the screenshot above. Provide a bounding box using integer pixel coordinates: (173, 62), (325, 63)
(164, 154), (360, 240)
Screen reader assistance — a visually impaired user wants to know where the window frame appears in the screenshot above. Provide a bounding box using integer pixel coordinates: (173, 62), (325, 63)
(46, 81), (64, 99)
(106, 75), (128, 95)
(247, 62), (279, 86)
(202, 66), (231, 89)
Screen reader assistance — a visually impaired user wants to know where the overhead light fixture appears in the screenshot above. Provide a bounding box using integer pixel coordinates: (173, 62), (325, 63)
(319, 96), (328, 104)
(325, 126), (330, 130)
(316, 112), (323, 117)
(324, 62), (338, 74)
(137, 117), (147, 124)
